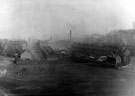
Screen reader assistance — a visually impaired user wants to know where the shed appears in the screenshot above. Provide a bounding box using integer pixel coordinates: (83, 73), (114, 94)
(21, 51), (32, 60)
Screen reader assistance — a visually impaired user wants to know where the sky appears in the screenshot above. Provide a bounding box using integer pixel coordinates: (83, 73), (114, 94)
(0, 0), (135, 40)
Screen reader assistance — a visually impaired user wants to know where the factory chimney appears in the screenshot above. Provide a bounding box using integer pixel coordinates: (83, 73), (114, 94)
(70, 29), (72, 41)
(69, 29), (73, 45)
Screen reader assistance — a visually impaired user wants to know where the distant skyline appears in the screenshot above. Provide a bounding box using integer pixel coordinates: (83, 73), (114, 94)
(0, 0), (135, 39)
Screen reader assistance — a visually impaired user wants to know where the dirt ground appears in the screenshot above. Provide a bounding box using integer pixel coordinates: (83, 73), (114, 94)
(1, 58), (135, 96)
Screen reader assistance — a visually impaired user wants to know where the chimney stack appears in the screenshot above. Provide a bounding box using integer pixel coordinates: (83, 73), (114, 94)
(70, 29), (72, 41)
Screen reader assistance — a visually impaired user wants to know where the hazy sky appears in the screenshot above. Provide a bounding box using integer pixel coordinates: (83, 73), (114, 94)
(0, 0), (135, 39)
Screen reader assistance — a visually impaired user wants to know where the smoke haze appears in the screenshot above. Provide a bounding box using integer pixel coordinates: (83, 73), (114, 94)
(0, 0), (134, 40)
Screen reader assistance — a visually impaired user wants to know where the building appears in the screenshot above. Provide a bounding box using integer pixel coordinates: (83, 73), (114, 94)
(21, 51), (32, 60)
(41, 46), (58, 61)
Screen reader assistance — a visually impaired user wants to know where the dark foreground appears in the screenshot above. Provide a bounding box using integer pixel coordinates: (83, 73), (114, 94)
(1, 60), (135, 96)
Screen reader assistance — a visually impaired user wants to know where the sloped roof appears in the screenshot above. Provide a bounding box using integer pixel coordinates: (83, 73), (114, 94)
(21, 51), (32, 60)
(42, 46), (54, 55)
